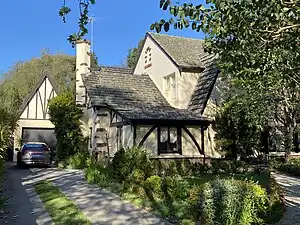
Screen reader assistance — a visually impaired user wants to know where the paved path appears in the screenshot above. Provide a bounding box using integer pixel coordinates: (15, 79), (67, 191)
(27, 167), (170, 225)
(0, 163), (52, 225)
(274, 173), (300, 225)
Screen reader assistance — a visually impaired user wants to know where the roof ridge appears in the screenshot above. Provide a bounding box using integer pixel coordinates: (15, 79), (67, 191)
(100, 65), (132, 74)
(147, 32), (204, 42)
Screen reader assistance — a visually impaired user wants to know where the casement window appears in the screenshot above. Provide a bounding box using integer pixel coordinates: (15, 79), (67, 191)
(158, 127), (181, 154)
(163, 73), (176, 101)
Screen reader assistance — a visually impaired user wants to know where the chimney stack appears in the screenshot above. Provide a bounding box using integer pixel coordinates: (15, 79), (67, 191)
(75, 40), (91, 106)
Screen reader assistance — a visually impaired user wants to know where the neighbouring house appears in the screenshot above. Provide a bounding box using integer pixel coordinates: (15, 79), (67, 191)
(77, 32), (221, 160)
(13, 72), (58, 161)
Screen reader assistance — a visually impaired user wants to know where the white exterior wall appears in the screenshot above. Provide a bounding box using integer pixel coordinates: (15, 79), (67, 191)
(20, 77), (56, 120)
(177, 71), (201, 109)
(134, 36), (179, 107)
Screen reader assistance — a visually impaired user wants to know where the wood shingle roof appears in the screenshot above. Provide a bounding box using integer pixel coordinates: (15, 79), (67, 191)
(82, 66), (211, 124)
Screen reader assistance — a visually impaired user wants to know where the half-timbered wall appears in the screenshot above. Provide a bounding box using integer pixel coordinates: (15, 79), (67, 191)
(20, 77), (56, 120)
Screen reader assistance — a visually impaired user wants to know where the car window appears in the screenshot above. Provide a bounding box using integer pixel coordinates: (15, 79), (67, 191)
(22, 144), (48, 152)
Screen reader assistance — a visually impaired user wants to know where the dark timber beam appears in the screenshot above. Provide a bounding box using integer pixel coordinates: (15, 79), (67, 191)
(133, 125), (137, 146)
(110, 121), (130, 127)
(183, 127), (203, 155)
(138, 126), (156, 147)
(201, 126), (205, 164)
(177, 127), (182, 155)
(157, 127), (161, 155)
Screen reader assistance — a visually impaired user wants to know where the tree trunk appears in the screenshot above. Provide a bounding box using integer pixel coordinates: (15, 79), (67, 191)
(285, 121), (295, 155)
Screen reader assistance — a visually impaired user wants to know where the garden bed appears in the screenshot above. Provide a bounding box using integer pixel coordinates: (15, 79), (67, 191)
(65, 149), (285, 225)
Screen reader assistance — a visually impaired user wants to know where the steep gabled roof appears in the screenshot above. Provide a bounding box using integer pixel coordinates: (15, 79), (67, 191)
(188, 54), (220, 114)
(147, 32), (205, 69)
(19, 71), (59, 116)
(82, 66), (211, 124)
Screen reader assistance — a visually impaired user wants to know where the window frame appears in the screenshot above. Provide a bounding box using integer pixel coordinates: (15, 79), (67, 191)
(157, 126), (181, 155)
(163, 73), (176, 100)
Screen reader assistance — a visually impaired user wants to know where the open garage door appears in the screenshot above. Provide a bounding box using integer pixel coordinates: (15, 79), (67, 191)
(22, 128), (57, 152)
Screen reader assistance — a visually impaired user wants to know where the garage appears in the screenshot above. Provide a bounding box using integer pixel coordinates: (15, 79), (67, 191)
(13, 72), (58, 161)
(22, 128), (57, 151)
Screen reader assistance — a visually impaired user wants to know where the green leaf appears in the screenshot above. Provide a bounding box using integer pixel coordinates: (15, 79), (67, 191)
(164, 22), (170, 32)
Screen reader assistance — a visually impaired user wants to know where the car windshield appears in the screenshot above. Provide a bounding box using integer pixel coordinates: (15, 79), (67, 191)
(22, 144), (47, 151)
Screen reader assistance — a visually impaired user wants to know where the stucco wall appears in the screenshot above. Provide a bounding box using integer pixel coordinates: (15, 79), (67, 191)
(13, 119), (55, 161)
(20, 77), (57, 120)
(176, 71), (201, 109)
(134, 36), (179, 107)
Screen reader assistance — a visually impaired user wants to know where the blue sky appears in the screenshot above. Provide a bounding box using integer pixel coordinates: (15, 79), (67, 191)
(0, 0), (205, 73)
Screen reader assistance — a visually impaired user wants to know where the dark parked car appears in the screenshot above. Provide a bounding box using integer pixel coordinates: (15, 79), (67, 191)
(16, 142), (52, 168)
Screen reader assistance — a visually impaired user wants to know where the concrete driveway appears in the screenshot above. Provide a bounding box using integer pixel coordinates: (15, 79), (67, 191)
(0, 162), (52, 225)
(0, 163), (170, 225)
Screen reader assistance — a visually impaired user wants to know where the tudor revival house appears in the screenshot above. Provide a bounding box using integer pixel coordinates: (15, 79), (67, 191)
(79, 33), (220, 159)
(13, 32), (220, 161)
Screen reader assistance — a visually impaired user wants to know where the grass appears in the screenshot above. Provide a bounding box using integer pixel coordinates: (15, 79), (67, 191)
(34, 180), (92, 225)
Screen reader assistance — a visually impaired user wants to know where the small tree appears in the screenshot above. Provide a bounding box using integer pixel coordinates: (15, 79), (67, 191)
(48, 91), (84, 161)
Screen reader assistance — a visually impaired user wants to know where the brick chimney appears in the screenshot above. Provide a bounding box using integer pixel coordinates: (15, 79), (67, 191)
(76, 40), (91, 106)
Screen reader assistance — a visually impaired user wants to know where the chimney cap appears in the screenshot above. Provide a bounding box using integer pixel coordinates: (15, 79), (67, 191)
(75, 39), (91, 45)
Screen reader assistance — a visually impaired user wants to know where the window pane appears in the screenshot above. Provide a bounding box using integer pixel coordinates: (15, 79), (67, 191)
(170, 128), (177, 143)
(160, 127), (168, 142)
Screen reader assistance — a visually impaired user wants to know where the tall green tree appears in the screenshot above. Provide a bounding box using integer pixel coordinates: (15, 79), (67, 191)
(153, 0), (300, 153)
(0, 54), (76, 112)
(48, 91), (84, 160)
(127, 39), (144, 69)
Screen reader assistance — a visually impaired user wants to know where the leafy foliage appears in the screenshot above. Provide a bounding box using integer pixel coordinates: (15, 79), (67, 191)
(59, 0), (96, 45)
(154, 0), (300, 155)
(48, 91), (84, 161)
(111, 147), (154, 182)
(0, 53), (75, 113)
(126, 39), (144, 68)
(278, 158), (300, 176)
(196, 179), (267, 225)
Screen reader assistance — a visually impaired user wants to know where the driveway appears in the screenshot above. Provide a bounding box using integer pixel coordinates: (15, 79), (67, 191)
(0, 163), (52, 225)
(0, 163), (169, 225)
(274, 173), (300, 225)
(28, 167), (170, 225)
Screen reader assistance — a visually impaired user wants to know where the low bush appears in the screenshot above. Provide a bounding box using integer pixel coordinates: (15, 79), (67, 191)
(68, 151), (89, 169)
(85, 161), (112, 189)
(264, 177), (285, 224)
(278, 158), (300, 176)
(111, 147), (154, 183)
(193, 178), (268, 225)
(143, 175), (162, 196)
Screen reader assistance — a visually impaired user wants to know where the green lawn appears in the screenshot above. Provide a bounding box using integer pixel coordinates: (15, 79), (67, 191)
(34, 180), (92, 225)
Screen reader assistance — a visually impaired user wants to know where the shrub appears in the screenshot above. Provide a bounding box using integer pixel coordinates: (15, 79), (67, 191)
(68, 151), (89, 169)
(210, 160), (221, 174)
(84, 160), (112, 188)
(191, 163), (211, 176)
(143, 175), (162, 196)
(264, 177), (285, 223)
(111, 147), (154, 183)
(194, 178), (268, 225)
(48, 91), (84, 161)
(278, 158), (300, 176)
